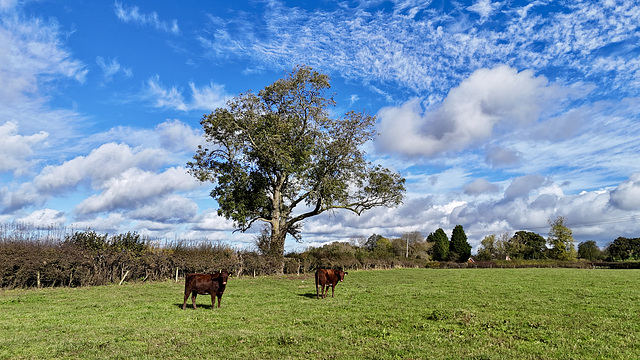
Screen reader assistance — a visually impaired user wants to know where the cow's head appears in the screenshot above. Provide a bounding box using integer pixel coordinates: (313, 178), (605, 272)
(337, 270), (348, 282)
(219, 270), (230, 285)
(214, 270), (230, 285)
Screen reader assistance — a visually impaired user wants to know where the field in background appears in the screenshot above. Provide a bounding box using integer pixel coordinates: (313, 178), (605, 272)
(2, 268), (640, 359)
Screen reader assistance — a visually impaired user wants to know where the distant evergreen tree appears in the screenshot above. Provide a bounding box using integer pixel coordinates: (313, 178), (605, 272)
(428, 228), (449, 261)
(449, 225), (471, 262)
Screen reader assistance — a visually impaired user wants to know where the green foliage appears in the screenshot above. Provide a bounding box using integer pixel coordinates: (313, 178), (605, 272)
(64, 230), (108, 252)
(449, 225), (471, 262)
(578, 240), (603, 261)
(109, 231), (147, 254)
(363, 233), (384, 251)
(188, 65), (406, 273)
(606, 237), (640, 261)
(476, 234), (509, 261)
(4, 269), (640, 359)
(373, 237), (394, 259)
(428, 228), (449, 261)
(547, 216), (577, 261)
(508, 231), (548, 260)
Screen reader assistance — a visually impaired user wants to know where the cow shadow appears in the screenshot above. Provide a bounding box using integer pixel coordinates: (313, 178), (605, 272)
(298, 292), (318, 299)
(175, 303), (214, 310)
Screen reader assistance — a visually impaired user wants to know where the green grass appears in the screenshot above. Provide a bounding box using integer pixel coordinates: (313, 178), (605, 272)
(2, 268), (640, 359)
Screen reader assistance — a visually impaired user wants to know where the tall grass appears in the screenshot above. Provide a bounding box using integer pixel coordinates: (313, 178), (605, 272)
(2, 268), (640, 359)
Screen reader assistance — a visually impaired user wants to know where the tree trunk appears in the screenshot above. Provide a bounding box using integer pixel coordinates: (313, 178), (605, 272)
(268, 228), (286, 274)
(269, 181), (288, 274)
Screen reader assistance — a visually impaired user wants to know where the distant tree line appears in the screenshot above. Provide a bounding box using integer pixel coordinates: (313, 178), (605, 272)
(475, 216), (637, 262)
(1, 219), (640, 289)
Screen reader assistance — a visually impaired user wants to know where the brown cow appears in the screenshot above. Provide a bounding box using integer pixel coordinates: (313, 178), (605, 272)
(182, 270), (230, 310)
(315, 269), (348, 299)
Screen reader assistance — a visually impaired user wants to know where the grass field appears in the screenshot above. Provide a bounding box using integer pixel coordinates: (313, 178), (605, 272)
(2, 268), (640, 359)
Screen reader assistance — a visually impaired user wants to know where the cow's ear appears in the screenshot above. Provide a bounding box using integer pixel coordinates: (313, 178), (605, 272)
(345, 272), (348, 275)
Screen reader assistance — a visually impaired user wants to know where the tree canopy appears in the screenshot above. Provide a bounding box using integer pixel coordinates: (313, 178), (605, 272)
(577, 240), (603, 261)
(511, 231), (547, 260)
(547, 216), (577, 261)
(188, 65), (406, 272)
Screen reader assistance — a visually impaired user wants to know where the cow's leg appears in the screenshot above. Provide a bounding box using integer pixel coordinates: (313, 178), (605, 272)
(211, 294), (215, 310)
(183, 291), (189, 310)
(191, 292), (197, 309)
(316, 283), (320, 299)
(217, 295), (222, 308)
(322, 285), (329, 298)
(331, 284), (335, 297)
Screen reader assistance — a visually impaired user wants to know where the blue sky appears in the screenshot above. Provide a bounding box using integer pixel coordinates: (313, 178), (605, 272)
(1, 0), (639, 252)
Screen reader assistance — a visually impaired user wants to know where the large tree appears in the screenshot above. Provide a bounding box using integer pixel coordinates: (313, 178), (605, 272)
(547, 216), (577, 261)
(577, 241), (603, 261)
(188, 66), (406, 273)
(476, 233), (508, 261)
(512, 231), (547, 260)
(427, 228), (449, 261)
(449, 225), (471, 262)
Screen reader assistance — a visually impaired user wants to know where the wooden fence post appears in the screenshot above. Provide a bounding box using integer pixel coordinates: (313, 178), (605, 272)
(119, 270), (129, 285)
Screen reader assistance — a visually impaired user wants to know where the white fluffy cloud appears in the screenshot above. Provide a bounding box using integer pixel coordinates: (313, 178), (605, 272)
(75, 167), (200, 215)
(376, 66), (563, 157)
(609, 172), (640, 210)
(464, 178), (500, 196)
(18, 208), (66, 227)
(128, 195), (198, 223)
(34, 142), (166, 194)
(156, 120), (204, 152)
(504, 174), (547, 200)
(0, 121), (48, 175)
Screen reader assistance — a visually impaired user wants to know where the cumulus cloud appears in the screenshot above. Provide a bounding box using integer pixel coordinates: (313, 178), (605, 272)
(75, 167), (200, 215)
(464, 178), (501, 195)
(485, 145), (521, 167)
(33, 142), (165, 194)
(18, 209), (66, 227)
(0, 121), (48, 175)
(377, 66), (562, 157)
(503, 174), (547, 200)
(1, 183), (41, 213)
(191, 209), (237, 231)
(128, 195), (198, 223)
(156, 120), (203, 152)
(70, 213), (127, 233)
(609, 173), (640, 210)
